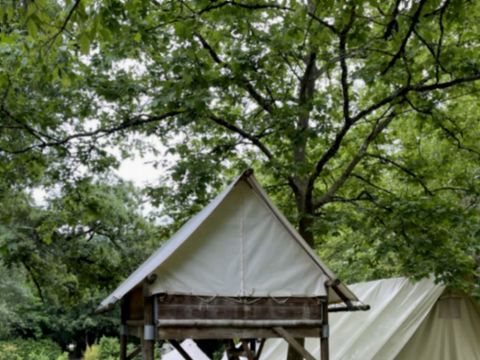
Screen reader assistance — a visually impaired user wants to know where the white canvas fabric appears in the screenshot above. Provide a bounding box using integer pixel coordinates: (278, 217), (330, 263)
(162, 340), (210, 360)
(150, 180), (328, 297)
(259, 277), (480, 360)
(395, 294), (480, 360)
(97, 171), (358, 312)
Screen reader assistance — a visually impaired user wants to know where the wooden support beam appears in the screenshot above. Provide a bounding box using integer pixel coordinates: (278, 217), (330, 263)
(255, 339), (266, 360)
(157, 326), (319, 339)
(321, 298), (329, 360)
(120, 299), (128, 360)
(169, 339), (194, 360)
(273, 327), (316, 360)
(142, 286), (154, 360)
(155, 319), (323, 327)
(126, 346), (141, 360)
(225, 340), (241, 360)
(241, 340), (255, 360)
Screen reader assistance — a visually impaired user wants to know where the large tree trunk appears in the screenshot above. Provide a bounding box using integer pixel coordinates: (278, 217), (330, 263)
(286, 210), (315, 360)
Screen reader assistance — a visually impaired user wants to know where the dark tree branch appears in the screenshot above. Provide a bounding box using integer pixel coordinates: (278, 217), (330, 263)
(308, 103), (394, 195)
(339, 6), (356, 124)
(383, 0), (402, 40)
(352, 72), (480, 123)
(331, 191), (393, 212)
(0, 111), (184, 154)
(308, 122), (353, 190)
(404, 96), (480, 157)
(207, 114), (272, 160)
(21, 260), (45, 303)
(365, 153), (433, 196)
(314, 111), (396, 208)
(196, 1), (291, 15)
(298, 52), (318, 105)
(351, 173), (396, 195)
(434, 118), (480, 157)
(194, 33), (274, 113)
(432, 186), (471, 194)
(306, 11), (337, 34)
(413, 28), (449, 81)
(207, 113), (300, 197)
(381, 0), (428, 75)
(44, 0), (81, 47)
(436, 1), (449, 78)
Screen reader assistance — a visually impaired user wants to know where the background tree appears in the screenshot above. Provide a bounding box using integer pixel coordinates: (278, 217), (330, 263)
(1, 0), (480, 357)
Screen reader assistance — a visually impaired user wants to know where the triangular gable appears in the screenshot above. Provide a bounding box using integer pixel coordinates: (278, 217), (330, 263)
(97, 170), (358, 312)
(150, 179), (328, 297)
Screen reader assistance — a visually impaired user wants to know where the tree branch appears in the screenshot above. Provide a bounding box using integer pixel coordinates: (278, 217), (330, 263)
(365, 153), (433, 195)
(196, 1), (291, 15)
(21, 260), (45, 303)
(351, 173), (396, 195)
(45, 0), (81, 47)
(306, 11), (337, 34)
(194, 33), (274, 113)
(383, 0), (402, 40)
(339, 6), (356, 124)
(207, 114), (273, 160)
(352, 72), (480, 123)
(404, 96), (480, 157)
(381, 0), (428, 75)
(207, 113), (300, 196)
(413, 28), (449, 81)
(314, 111), (396, 208)
(0, 111), (184, 154)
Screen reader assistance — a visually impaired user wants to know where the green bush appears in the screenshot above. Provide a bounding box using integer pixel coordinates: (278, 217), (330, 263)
(83, 344), (100, 360)
(84, 336), (155, 360)
(97, 336), (119, 360)
(0, 338), (67, 360)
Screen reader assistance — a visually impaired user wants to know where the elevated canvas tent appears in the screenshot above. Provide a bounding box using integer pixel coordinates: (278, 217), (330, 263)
(98, 170), (363, 360)
(259, 277), (480, 360)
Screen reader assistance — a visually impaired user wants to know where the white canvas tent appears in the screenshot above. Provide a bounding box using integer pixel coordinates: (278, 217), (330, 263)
(98, 170), (364, 360)
(98, 170), (359, 312)
(258, 277), (480, 360)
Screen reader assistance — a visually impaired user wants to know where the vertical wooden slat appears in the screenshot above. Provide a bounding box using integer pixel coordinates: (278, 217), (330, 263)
(120, 298), (128, 360)
(143, 286), (154, 360)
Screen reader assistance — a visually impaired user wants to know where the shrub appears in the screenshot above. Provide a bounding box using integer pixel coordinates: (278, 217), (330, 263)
(83, 344), (100, 360)
(0, 338), (67, 360)
(97, 336), (119, 360)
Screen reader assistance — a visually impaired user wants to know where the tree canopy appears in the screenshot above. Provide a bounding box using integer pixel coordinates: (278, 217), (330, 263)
(1, 2), (479, 346)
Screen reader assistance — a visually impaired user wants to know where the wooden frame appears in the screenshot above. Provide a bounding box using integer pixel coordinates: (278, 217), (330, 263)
(119, 289), (331, 360)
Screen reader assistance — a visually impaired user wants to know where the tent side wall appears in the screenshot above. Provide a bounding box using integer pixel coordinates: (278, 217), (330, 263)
(394, 294), (480, 360)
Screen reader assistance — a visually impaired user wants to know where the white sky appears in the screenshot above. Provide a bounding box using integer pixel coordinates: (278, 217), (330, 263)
(115, 152), (162, 187)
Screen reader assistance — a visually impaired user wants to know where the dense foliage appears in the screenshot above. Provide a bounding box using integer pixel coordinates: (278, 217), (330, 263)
(0, 338), (68, 360)
(1, 0), (480, 356)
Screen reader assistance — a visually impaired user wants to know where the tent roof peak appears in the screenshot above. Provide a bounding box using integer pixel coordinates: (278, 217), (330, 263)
(97, 170), (360, 313)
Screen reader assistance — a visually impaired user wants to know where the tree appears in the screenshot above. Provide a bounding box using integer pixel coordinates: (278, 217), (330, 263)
(1, 1), (480, 357)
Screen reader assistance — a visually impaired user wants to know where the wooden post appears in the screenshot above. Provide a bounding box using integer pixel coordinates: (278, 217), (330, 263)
(320, 297), (329, 360)
(143, 285), (155, 360)
(241, 340), (255, 360)
(120, 299), (128, 360)
(273, 327), (316, 360)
